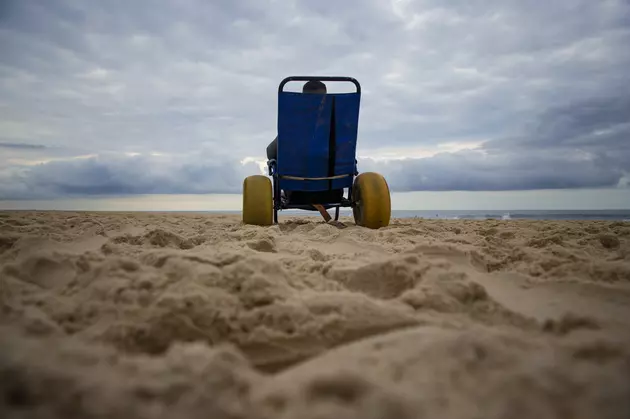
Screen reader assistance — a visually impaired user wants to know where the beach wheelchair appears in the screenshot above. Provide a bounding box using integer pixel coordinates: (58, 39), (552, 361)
(242, 76), (391, 229)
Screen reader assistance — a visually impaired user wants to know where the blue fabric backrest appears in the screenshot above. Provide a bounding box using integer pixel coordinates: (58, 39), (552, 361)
(277, 91), (361, 192)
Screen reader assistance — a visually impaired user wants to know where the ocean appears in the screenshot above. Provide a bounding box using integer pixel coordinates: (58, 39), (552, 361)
(390, 209), (630, 221)
(1, 197), (629, 221)
(273, 209), (630, 221)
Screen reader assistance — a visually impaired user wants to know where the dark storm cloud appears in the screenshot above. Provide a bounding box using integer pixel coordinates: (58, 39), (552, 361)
(360, 148), (625, 192)
(364, 92), (630, 191)
(0, 142), (46, 149)
(0, 0), (629, 198)
(0, 153), (260, 199)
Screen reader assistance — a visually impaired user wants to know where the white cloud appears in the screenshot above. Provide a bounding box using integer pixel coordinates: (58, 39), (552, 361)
(79, 67), (110, 80)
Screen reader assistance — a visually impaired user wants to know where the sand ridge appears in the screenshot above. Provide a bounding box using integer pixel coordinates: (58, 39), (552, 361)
(1, 211), (630, 418)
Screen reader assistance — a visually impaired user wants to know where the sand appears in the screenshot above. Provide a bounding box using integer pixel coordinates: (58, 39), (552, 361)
(1, 211), (630, 419)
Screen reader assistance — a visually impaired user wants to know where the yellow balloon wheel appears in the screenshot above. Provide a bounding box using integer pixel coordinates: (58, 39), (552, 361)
(242, 175), (273, 226)
(352, 172), (391, 229)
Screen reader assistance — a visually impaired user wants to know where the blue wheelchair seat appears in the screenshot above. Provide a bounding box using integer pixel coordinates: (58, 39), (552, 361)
(268, 76), (362, 222)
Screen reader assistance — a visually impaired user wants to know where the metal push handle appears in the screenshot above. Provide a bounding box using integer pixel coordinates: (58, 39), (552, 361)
(278, 76), (361, 94)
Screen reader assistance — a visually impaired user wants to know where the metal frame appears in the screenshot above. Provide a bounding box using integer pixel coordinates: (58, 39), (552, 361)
(269, 76), (361, 224)
(279, 76), (361, 94)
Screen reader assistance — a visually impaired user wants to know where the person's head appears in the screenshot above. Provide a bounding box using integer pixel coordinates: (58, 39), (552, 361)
(302, 80), (327, 94)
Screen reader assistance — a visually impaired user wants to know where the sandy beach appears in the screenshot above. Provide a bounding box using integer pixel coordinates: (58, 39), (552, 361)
(1, 211), (630, 418)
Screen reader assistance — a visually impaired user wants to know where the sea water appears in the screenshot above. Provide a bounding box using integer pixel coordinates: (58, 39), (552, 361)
(274, 209), (630, 221)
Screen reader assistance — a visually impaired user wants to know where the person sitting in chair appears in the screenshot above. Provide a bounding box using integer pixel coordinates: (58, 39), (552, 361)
(266, 80), (327, 161)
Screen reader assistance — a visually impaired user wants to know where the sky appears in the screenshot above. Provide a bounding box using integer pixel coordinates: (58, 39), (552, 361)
(1, 0), (629, 210)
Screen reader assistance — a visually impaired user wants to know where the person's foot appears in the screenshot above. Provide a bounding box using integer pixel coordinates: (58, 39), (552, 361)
(312, 204), (332, 222)
(328, 220), (347, 229)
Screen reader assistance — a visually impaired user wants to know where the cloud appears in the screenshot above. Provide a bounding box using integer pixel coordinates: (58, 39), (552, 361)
(360, 148), (625, 192)
(0, 0), (629, 197)
(0, 142), (46, 150)
(0, 152), (262, 199)
(361, 91), (630, 191)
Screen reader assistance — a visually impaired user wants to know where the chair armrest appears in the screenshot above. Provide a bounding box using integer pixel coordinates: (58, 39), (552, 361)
(267, 159), (277, 176)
